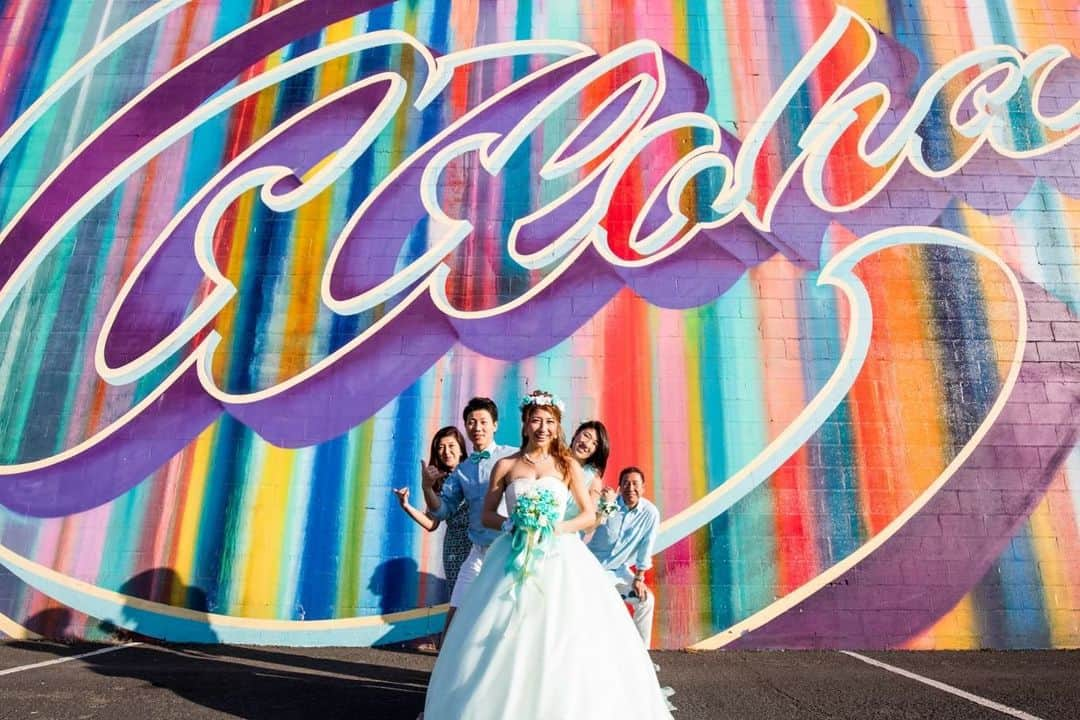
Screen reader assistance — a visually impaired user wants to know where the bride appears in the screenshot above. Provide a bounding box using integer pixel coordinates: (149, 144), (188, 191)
(422, 390), (673, 719)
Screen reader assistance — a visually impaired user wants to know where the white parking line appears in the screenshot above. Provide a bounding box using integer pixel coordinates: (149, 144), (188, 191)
(0, 642), (141, 677)
(842, 651), (1046, 720)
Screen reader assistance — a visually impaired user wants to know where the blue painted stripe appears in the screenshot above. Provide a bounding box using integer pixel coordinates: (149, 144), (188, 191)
(693, 302), (732, 631)
(295, 4), (396, 618)
(890, 0), (1052, 644)
(773, 1), (866, 567)
(380, 389), (424, 614)
(770, 0), (816, 167)
(0, 0), (63, 218)
(296, 435), (349, 618)
(177, 0), (253, 207)
(997, 525), (1051, 647)
(799, 268), (864, 565)
(22, 2), (164, 460)
(194, 2), (312, 613)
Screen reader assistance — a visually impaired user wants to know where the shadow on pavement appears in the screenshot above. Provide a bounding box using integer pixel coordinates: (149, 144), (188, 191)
(5, 638), (431, 719)
(9, 566), (433, 719)
(91, 643), (430, 719)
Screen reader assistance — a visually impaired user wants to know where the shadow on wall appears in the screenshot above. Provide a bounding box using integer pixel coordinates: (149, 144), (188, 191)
(367, 557), (444, 647)
(8, 566), (432, 719)
(368, 557), (445, 614)
(98, 566), (218, 644)
(20, 606), (74, 640)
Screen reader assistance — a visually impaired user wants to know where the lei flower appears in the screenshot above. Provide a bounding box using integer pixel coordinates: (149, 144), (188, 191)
(596, 495), (619, 524)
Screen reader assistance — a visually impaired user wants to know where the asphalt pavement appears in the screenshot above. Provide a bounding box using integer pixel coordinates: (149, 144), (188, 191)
(1, 641), (1076, 719)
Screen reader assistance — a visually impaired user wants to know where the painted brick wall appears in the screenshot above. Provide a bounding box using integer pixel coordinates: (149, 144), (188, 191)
(0, 0), (1078, 650)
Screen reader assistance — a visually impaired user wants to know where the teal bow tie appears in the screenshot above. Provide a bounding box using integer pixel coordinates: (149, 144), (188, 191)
(469, 450), (491, 463)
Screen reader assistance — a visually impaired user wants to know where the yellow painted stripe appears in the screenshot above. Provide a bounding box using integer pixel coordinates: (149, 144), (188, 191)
(1028, 493), (1071, 646)
(211, 50), (285, 381)
(1065, 194), (1080, 264)
(236, 22), (356, 616)
(210, 173), (259, 381)
(395, 1), (419, 159)
(669, 0), (688, 64)
(170, 423), (217, 605)
(318, 19), (356, 99)
(906, 595), (977, 650)
(898, 214), (1022, 650)
(0, 610), (41, 640)
(207, 50), (287, 607)
(844, 0), (892, 34)
(682, 310), (709, 638)
(338, 421), (376, 613)
(235, 15), (377, 615)
(238, 445), (294, 618)
(883, 247), (951, 648)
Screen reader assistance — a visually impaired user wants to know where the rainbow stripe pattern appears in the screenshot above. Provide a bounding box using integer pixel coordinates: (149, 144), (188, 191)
(0, 0), (1078, 650)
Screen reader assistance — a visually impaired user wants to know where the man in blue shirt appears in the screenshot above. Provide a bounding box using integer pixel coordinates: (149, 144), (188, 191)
(422, 397), (515, 630)
(587, 466), (659, 647)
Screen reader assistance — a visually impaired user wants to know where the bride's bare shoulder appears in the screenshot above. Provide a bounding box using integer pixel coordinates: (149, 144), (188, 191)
(492, 454), (523, 485)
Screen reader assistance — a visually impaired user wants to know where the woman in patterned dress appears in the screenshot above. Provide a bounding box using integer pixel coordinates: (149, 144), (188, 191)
(393, 426), (469, 645)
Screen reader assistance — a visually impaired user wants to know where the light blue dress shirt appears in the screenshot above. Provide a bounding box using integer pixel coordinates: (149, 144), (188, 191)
(431, 442), (516, 547)
(586, 496), (659, 583)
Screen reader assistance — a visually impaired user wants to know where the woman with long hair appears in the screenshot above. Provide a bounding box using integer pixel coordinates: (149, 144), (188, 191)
(392, 426), (469, 598)
(563, 419), (610, 521)
(421, 391), (672, 719)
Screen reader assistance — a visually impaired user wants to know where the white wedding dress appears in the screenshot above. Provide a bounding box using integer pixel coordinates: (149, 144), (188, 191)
(423, 476), (673, 719)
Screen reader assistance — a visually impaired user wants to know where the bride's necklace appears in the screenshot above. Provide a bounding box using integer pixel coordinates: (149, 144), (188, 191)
(523, 450), (552, 466)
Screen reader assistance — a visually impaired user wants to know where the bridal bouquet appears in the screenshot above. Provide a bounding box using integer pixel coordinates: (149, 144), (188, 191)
(505, 487), (560, 587)
(509, 487), (560, 533)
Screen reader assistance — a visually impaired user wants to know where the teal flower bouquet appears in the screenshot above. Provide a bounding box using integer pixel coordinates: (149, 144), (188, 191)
(505, 487), (560, 586)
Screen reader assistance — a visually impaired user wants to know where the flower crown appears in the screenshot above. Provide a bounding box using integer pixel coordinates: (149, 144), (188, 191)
(519, 391), (566, 414)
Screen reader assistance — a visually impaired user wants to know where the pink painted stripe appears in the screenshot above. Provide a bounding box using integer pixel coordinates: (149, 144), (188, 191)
(0, 0), (43, 121)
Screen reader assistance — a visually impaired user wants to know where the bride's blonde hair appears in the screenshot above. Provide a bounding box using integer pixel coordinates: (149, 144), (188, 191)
(519, 390), (573, 483)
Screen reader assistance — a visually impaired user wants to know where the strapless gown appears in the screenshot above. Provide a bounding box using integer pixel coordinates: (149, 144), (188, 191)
(423, 476), (673, 719)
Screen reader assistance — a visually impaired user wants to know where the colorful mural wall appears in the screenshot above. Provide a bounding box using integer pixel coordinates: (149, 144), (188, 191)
(0, 0), (1078, 650)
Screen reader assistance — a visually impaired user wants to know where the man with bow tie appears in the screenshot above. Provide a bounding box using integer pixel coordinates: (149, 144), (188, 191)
(422, 397), (515, 631)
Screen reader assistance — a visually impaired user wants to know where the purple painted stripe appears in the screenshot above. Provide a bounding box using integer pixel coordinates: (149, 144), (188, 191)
(730, 280), (1080, 649)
